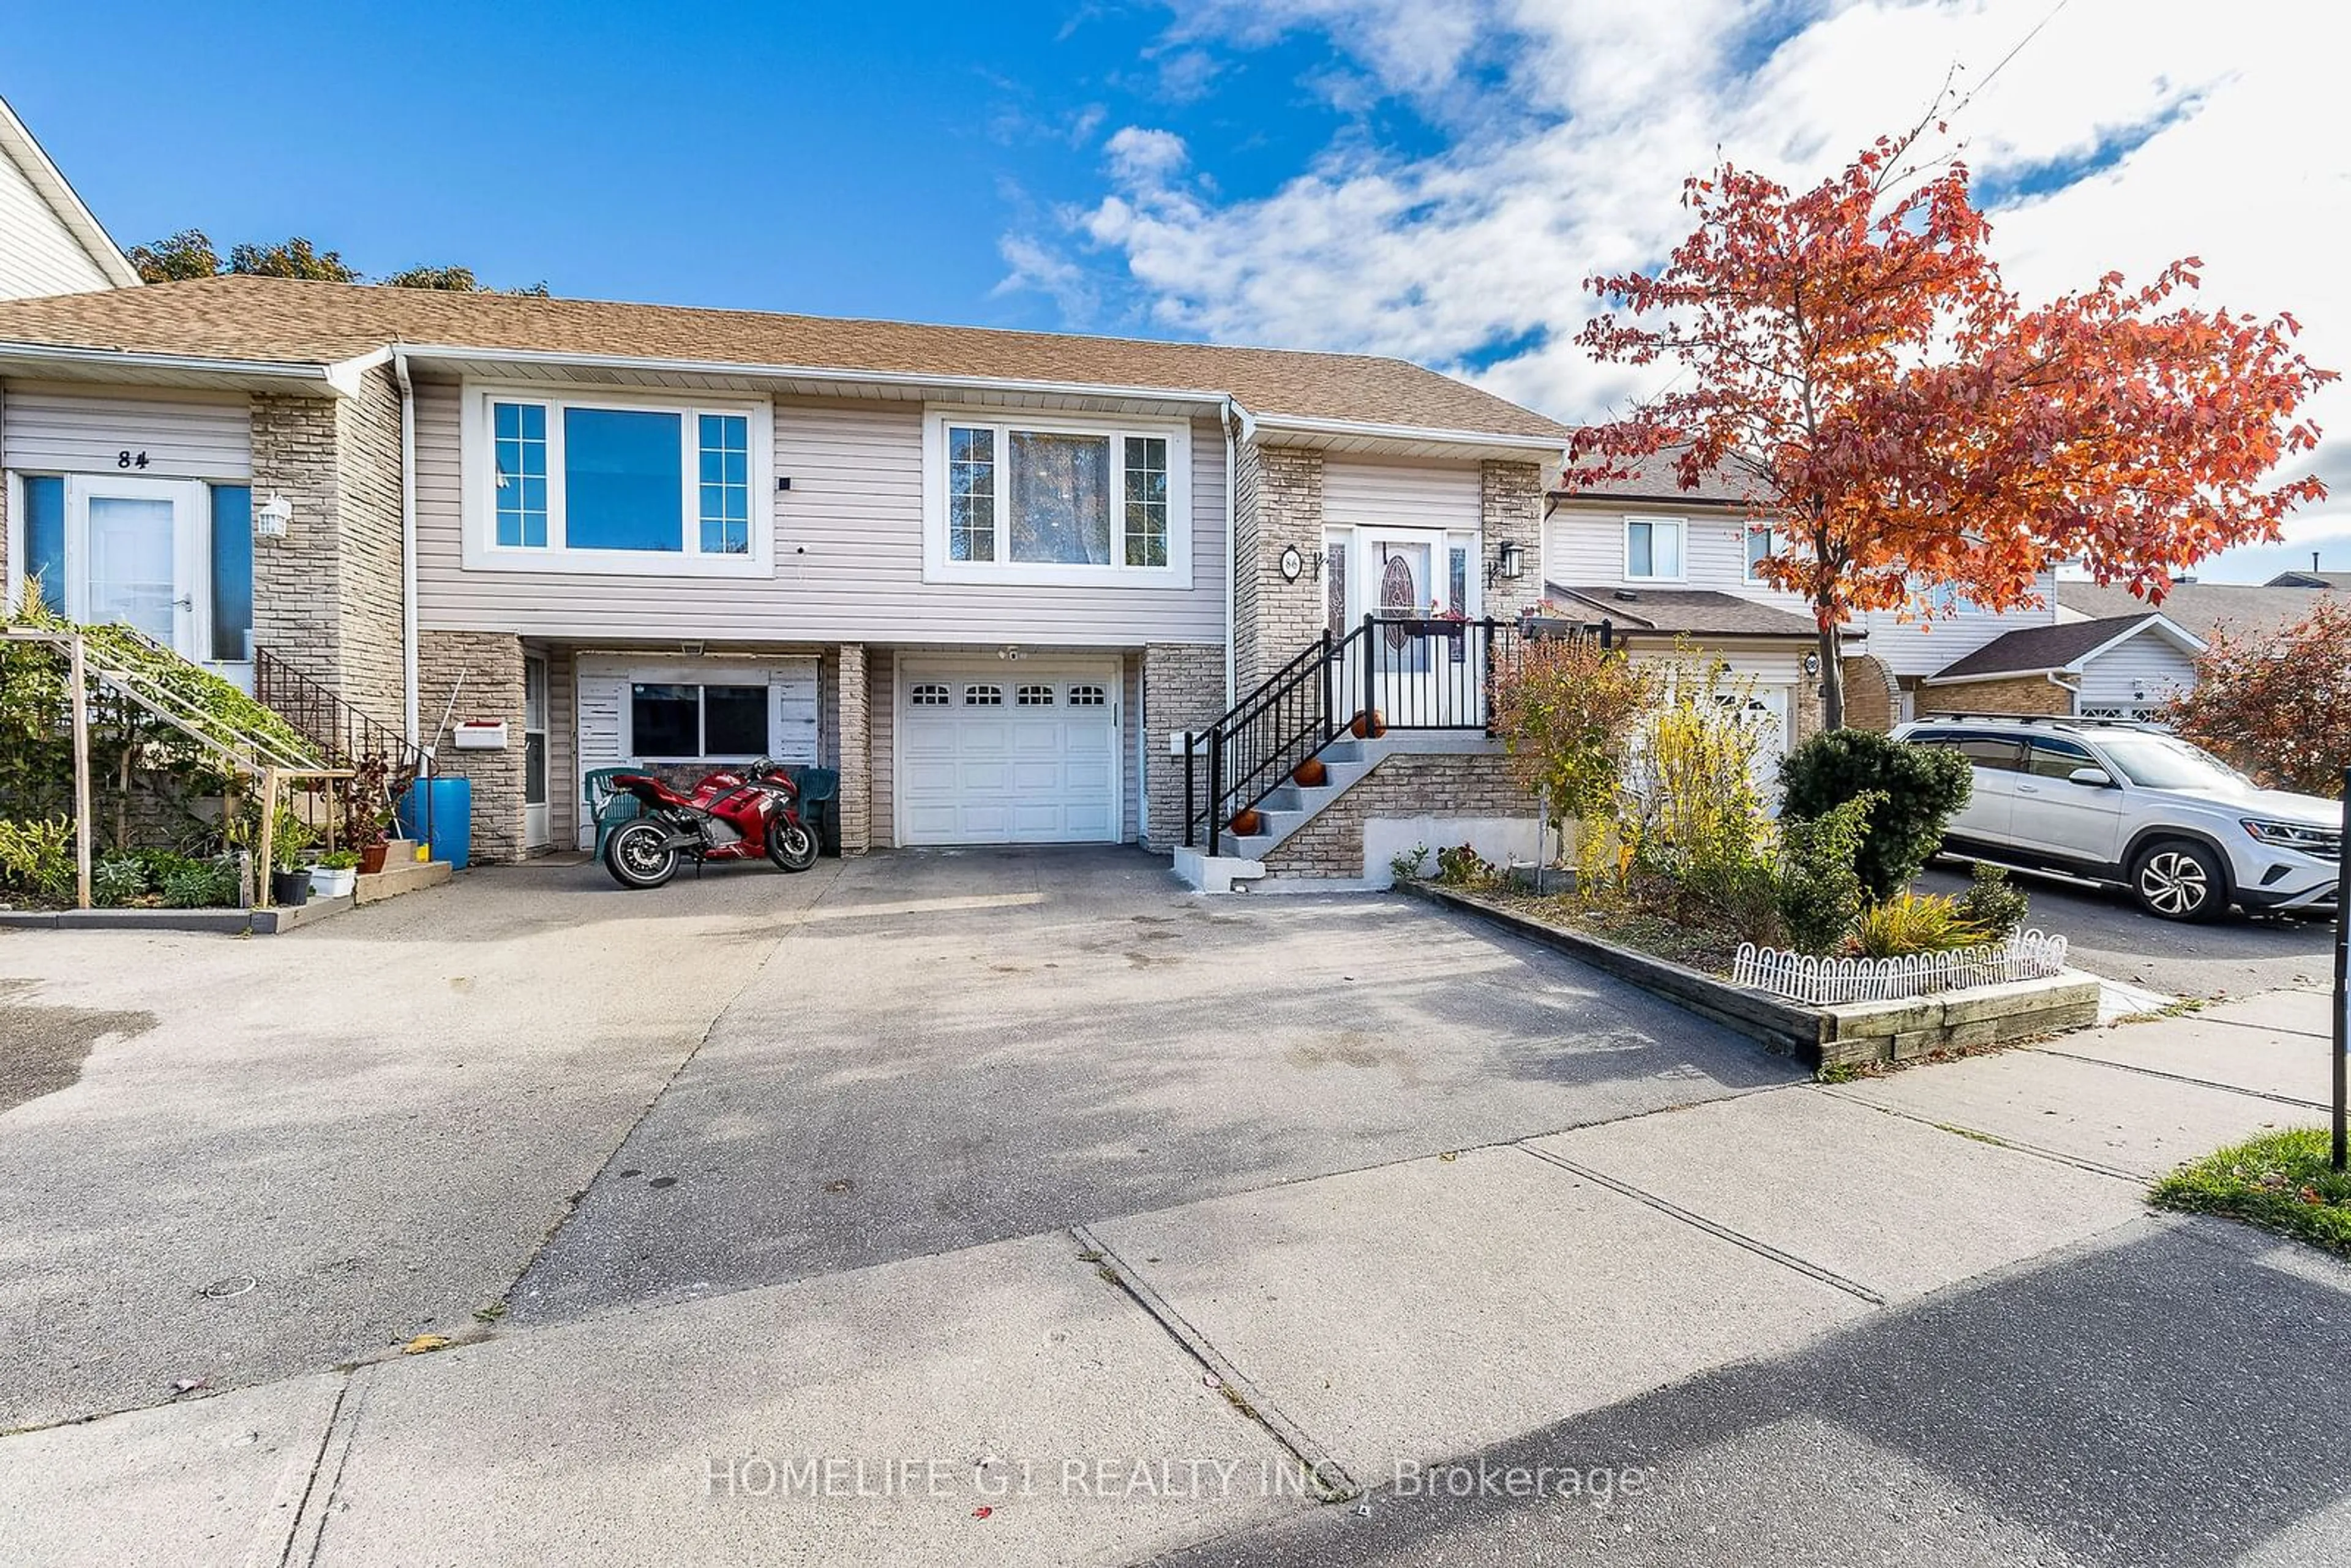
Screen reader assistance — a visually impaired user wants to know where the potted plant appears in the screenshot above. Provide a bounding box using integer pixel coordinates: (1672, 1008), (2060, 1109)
(269, 811), (313, 907)
(310, 849), (360, 899)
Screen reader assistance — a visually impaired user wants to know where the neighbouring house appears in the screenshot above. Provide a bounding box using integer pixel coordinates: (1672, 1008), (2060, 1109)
(2263, 568), (2350, 590)
(0, 97), (140, 301)
(0, 273), (1570, 885)
(2058, 579), (2330, 642)
(1913, 612), (2205, 721)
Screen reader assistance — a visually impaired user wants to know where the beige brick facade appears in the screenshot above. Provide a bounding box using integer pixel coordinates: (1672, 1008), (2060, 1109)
(1141, 642), (1228, 852)
(416, 629), (526, 865)
(1839, 654), (1900, 733)
(1229, 437), (1263, 689)
(1262, 752), (1534, 879)
(1918, 674), (2072, 718)
(250, 367), (407, 726)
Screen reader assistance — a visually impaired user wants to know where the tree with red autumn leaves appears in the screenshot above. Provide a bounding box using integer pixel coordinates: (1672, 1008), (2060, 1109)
(2162, 597), (2351, 798)
(1570, 122), (2336, 729)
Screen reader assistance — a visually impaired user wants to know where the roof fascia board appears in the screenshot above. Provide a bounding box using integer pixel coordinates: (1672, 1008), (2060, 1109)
(398, 343), (1234, 410)
(1252, 410), (1566, 459)
(0, 340), (343, 388)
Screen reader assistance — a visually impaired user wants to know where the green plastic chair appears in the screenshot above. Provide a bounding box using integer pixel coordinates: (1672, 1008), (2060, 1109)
(583, 766), (643, 860)
(787, 766), (840, 855)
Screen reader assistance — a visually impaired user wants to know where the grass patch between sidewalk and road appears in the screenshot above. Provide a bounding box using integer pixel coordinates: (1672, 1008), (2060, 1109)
(2152, 1128), (2351, 1256)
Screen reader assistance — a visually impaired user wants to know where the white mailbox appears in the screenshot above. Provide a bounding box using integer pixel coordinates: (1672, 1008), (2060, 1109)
(451, 720), (509, 751)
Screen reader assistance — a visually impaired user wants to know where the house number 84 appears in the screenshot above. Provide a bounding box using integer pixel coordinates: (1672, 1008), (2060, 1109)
(116, 449), (150, 468)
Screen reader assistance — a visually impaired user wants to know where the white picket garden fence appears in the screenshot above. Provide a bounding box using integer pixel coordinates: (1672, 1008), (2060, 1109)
(1730, 930), (2070, 1006)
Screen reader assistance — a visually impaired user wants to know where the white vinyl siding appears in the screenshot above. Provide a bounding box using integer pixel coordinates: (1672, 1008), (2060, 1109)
(1323, 457), (1480, 531)
(869, 648), (896, 847)
(1545, 501), (1809, 613)
(2074, 635), (2195, 711)
(570, 654), (819, 849)
(1861, 571), (2061, 678)
(0, 152), (118, 299)
(1, 384), (251, 479)
(415, 383), (1226, 645)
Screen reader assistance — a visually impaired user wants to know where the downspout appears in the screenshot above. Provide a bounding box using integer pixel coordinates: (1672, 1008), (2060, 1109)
(392, 348), (422, 756)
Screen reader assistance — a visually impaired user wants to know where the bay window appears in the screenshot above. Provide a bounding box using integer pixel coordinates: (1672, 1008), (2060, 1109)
(468, 388), (768, 574)
(926, 409), (1189, 584)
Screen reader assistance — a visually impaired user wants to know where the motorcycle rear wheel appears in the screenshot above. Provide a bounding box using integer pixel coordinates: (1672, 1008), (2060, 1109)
(767, 818), (819, 873)
(605, 820), (682, 889)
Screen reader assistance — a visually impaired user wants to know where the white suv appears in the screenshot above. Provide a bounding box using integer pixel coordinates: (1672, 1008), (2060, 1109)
(1892, 716), (2343, 922)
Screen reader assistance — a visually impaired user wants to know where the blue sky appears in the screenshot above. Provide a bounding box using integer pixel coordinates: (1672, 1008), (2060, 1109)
(6, 0), (2341, 582)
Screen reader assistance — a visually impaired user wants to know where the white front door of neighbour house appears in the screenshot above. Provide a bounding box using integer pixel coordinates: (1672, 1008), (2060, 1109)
(1344, 528), (1476, 729)
(897, 661), (1120, 845)
(1720, 685), (1791, 799)
(523, 654), (550, 849)
(65, 475), (206, 658)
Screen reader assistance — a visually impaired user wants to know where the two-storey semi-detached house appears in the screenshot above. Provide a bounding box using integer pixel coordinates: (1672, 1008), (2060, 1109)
(0, 276), (1568, 876)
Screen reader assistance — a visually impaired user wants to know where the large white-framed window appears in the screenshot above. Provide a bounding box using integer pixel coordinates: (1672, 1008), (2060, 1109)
(921, 407), (1191, 587)
(460, 384), (773, 577)
(1623, 516), (1686, 582)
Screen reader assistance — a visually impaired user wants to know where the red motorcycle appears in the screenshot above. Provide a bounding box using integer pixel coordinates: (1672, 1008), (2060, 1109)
(602, 759), (820, 890)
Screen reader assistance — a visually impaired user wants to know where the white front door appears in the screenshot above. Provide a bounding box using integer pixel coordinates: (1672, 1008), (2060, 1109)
(1345, 528), (1465, 727)
(66, 475), (205, 656)
(523, 654), (550, 848)
(897, 661), (1121, 844)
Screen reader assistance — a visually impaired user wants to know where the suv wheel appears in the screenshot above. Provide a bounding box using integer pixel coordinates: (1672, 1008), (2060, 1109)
(2129, 839), (2227, 922)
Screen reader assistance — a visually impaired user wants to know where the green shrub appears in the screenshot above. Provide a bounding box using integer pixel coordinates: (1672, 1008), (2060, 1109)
(1956, 860), (2030, 942)
(1775, 793), (1877, 954)
(1434, 842), (1498, 887)
(1779, 729), (1972, 899)
(91, 852), (149, 907)
(160, 857), (239, 909)
(1854, 891), (1987, 958)
(0, 816), (75, 900)
(317, 849), (361, 871)
(1687, 851), (1785, 947)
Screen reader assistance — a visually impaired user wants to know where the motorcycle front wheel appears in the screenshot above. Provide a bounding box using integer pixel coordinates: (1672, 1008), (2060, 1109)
(605, 820), (682, 889)
(767, 818), (819, 872)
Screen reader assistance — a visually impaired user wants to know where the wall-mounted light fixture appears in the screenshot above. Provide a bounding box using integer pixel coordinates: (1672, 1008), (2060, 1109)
(253, 492), (293, 541)
(1485, 539), (1524, 586)
(1279, 544), (1304, 582)
(997, 645), (1022, 662)
(1802, 651), (1823, 678)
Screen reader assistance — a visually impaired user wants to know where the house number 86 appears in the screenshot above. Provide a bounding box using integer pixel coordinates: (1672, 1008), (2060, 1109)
(116, 449), (150, 469)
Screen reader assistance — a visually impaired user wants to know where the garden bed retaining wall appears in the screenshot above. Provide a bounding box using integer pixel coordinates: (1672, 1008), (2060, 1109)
(1400, 880), (2100, 1070)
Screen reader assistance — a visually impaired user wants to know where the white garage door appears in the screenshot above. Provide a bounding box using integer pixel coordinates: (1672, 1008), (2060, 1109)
(898, 662), (1122, 844)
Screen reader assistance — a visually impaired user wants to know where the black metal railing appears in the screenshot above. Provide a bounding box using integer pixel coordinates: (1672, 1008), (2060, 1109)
(1183, 613), (1611, 856)
(255, 647), (425, 776)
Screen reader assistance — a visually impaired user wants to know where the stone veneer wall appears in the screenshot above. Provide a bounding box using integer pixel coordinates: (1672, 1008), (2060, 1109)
(1262, 752), (1531, 879)
(1918, 673), (2073, 718)
(416, 630), (525, 865)
(1228, 436), (1262, 693)
(1247, 445), (1326, 686)
(834, 642), (870, 853)
(250, 366), (407, 726)
(1477, 460), (1545, 625)
(1142, 642), (1228, 852)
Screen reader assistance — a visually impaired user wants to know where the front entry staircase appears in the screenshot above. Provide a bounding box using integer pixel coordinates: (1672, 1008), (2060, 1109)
(1176, 613), (1610, 891)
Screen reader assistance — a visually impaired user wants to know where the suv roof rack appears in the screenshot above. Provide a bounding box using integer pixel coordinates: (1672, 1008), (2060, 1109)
(1913, 710), (2161, 729)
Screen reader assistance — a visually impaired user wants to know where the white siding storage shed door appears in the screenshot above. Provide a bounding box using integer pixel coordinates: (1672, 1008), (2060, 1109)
(898, 660), (1121, 844)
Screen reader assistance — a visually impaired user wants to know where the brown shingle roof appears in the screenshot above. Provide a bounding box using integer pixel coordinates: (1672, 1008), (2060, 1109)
(2059, 580), (2325, 641)
(0, 274), (1571, 440)
(1550, 447), (1749, 505)
(1544, 584), (1825, 639)
(1931, 613), (2171, 680)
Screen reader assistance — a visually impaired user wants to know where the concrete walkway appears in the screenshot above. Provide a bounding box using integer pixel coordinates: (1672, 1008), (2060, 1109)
(3, 988), (2339, 1565)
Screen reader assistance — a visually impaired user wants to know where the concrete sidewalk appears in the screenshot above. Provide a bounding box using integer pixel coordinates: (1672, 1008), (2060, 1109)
(4, 988), (2338, 1567)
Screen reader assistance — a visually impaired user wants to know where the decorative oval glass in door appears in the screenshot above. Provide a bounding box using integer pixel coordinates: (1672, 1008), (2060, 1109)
(1379, 553), (1417, 650)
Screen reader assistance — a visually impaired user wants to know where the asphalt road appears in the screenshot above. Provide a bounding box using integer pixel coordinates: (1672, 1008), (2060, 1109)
(1157, 1218), (2351, 1568)
(1916, 861), (2337, 1000)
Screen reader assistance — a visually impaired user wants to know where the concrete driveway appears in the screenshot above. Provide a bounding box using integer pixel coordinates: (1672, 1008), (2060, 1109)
(511, 845), (1793, 1322)
(0, 846), (1787, 1429)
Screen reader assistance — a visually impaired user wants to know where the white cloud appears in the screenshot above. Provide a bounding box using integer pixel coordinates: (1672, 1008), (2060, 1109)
(1012, 0), (2347, 580)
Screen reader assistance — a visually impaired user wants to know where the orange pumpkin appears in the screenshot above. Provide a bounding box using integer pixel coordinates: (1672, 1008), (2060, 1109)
(1294, 757), (1329, 787)
(1230, 808), (1264, 837)
(1349, 710), (1388, 740)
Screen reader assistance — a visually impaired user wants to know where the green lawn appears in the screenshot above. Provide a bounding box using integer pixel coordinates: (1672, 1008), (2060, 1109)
(2152, 1128), (2351, 1256)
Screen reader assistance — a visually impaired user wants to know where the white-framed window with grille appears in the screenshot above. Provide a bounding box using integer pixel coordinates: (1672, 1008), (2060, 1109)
(1017, 684), (1056, 706)
(923, 407), (1191, 587)
(963, 683), (1005, 706)
(910, 683), (951, 707)
(1067, 683), (1108, 707)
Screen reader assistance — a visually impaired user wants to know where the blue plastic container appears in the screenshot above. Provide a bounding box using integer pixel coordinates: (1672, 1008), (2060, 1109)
(398, 776), (473, 870)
